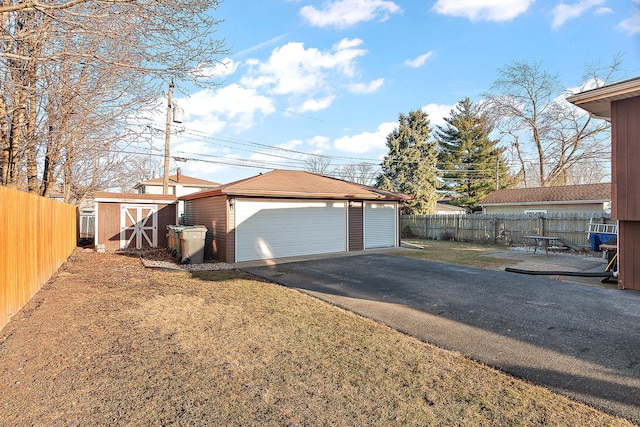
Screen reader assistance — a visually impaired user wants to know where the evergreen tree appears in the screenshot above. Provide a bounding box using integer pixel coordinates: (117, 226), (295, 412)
(436, 98), (513, 210)
(376, 109), (439, 214)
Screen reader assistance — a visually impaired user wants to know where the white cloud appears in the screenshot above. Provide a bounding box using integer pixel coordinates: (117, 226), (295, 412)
(277, 139), (305, 151)
(300, 0), (402, 29)
(551, 0), (604, 29)
(192, 58), (239, 79)
(334, 122), (396, 153)
(298, 95), (337, 112)
(179, 84), (275, 132)
(594, 7), (612, 15)
(173, 140), (217, 157)
(404, 51), (435, 68)
(248, 140), (306, 167)
(182, 160), (230, 180)
(171, 140), (234, 178)
(422, 103), (455, 127)
(308, 136), (331, 150)
(618, 8), (640, 35)
(240, 39), (367, 96)
(432, 0), (533, 22)
(349, 78), (384, 94)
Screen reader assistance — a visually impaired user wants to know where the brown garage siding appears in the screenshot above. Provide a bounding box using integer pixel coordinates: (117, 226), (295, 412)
(184, 196), (229, 262)
(618, 221), (640, 290)
(613, 97), (640, 220)
(348, 201), (364, 251)
(228, 198), (235, 263)
(612, 96), (640, 290)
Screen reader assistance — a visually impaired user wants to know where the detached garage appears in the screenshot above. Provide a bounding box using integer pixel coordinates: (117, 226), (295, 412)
(180, 170), (410, 263)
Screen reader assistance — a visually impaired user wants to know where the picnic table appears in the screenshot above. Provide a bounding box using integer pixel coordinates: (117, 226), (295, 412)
(523, 235), (567, 254)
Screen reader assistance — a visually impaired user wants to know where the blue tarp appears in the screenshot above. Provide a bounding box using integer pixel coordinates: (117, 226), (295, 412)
(589, 233), (616, 251)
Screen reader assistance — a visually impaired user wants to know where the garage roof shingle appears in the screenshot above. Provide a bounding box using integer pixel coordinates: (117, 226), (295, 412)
(180, 170), (412, 201)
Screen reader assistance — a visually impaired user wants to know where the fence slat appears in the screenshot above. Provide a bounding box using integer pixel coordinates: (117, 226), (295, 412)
(401, 213), (613, 248)
(1, 187), (76, 331)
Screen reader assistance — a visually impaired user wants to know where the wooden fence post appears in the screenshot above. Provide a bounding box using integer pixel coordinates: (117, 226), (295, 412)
(423, 216), (427, 239)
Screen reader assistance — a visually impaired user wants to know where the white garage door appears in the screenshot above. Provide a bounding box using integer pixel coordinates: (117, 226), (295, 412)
(364, 202), (397, 249)
(235, 199), (347, 262)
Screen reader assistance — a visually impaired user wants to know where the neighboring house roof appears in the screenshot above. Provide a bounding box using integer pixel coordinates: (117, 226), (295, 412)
(134, 173), (220, 189)
(566, 76), (640, 121)
(435, 202), (467, 214)
(180, 169), (412, 201)
(478, 183), (611, 206)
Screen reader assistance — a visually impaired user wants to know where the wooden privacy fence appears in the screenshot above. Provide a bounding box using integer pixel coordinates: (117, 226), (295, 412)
(401, 213), (614, 248)
(0, 187), (77, 331)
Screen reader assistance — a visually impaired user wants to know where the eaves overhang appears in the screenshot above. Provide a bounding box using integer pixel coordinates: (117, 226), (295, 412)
(566, 76), (640, 121)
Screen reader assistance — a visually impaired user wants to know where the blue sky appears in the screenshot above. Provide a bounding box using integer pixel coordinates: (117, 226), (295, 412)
(154, 0), (640, 185)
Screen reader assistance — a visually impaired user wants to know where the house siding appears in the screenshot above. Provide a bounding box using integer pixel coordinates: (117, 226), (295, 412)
(618, 221), (640, 290)
(348, 201), (364, 251)
(612, 96), (640, 290)
(612, 96), (640, 221)
(184, 196), (228, 262)
(483, 202), (608, 215)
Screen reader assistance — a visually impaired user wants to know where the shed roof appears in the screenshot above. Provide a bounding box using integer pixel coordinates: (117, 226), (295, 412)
(566, 76), (640, 120)
(180, 170), (412, 201)
(134, 174), (220, 188)
(95, 192), (177, 203)
(478, 183), (611, 206)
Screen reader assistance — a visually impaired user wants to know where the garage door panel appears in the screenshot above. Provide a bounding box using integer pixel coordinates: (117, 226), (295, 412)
(235, 200), (346, 262)
(364, 202), (397, 249)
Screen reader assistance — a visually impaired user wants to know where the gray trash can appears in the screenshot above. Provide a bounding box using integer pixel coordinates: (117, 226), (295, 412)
(178, 225), (207, 264)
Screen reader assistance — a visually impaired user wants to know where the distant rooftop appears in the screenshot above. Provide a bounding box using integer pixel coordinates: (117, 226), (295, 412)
(479, 183), (611, 205)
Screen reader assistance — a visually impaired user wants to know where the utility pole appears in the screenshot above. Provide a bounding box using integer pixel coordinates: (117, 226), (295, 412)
(163, 80), (174, 195)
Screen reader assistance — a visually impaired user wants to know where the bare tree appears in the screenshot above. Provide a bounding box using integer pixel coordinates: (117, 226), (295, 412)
(304, 156), (332, 175)
(333, 162), (378, 185)
(0, 0), (227, 203)
(484, 60), (618, 187)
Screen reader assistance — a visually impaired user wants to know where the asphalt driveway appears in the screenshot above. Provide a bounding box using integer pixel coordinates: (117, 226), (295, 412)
(243, 253), (640, 423)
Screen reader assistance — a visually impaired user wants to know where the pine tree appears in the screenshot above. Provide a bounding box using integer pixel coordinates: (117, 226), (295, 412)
(436, 98), (513, 210)
(376, 109), (439, 214)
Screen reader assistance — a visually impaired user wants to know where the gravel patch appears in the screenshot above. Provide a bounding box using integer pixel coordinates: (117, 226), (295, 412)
(121, 248), (236, 271)
(141, 258), (235, 271)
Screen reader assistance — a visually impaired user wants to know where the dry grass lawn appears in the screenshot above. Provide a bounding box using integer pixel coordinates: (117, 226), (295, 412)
(400, 239), (519, 268)
(0, 249), (633, 426)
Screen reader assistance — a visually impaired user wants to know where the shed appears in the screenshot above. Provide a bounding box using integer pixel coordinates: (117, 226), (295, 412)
(94, 192), (178, 251)
(568, 76), (640, 290)
(478, 183), (611, 215)
(180, 170), (411, 263)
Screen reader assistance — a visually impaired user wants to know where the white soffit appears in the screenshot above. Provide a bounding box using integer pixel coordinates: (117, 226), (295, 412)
(567, 76), (640, 121)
